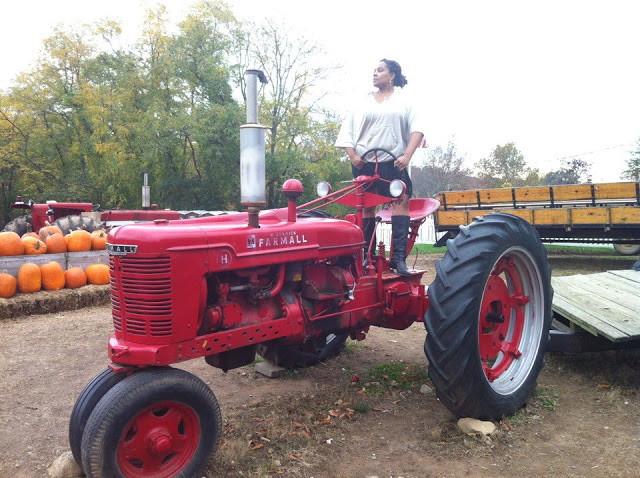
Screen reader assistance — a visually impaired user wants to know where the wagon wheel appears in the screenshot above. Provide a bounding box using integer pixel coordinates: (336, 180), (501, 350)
(69, 368), (126, 469)
(53, 215), (102, 235)
(613, 244), (640, 256)
(257, 333), (348, 369)
(81, 367), (221, 478)
(2, 214), (33, 236)
(424, 213), (553, 420)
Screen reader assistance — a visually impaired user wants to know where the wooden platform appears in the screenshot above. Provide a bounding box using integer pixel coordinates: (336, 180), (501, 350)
(551, 270), (640, 342)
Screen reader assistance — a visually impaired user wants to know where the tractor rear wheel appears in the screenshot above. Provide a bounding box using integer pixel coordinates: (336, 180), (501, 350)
(257, 333), (348, 369)
(69, 368), (126, 469)
(53, 215), (101, 234)
(3, 214), (33, 236)
(424, 213), (552, 420)
(81, 367), (221, 478)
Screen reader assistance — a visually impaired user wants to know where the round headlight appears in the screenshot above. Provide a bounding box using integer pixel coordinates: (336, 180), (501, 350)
(389, 179), (406, 198)
(316, 182), (332, 197)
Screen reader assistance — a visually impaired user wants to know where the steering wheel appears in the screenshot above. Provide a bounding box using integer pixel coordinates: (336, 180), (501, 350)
(360, 148), (397, 164)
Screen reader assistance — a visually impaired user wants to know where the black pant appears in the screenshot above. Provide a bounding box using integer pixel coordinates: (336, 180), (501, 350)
(351, 161), (413, 198)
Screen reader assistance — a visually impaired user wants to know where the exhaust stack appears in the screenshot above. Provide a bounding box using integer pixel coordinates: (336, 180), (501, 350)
(142, 172), (150, 209)
(240, 69), (268, 228)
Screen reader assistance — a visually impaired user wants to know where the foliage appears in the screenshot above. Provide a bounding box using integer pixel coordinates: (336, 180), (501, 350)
(0, 1), (346, 226)
(621, 138), (640, 181)
(542, 158), (591, 185)
(412, 140), (478, 197)
(475, 142), (534, 187)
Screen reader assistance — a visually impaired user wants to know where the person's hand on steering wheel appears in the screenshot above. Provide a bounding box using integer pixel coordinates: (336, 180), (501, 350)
(350, 154), (366, 169)
(394, 154), (411, 171)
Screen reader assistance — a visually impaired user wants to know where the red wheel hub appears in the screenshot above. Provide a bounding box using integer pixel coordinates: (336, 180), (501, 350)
(118, 401), (200, 477)
(479, 257), (530, 382)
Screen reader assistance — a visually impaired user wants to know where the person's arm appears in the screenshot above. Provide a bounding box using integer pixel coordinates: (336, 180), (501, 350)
(394, 132), (424, 171)
(344, 147), (365, 169)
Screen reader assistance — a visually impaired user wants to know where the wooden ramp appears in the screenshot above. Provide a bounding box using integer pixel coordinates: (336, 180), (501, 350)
(551, 270), (640, 342)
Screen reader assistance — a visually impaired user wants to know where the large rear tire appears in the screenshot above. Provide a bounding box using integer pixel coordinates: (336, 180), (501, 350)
(2, 215), (33, 236)
(53, 215), (101, 234)
(81, 367), (221, 478)
(257, 333), (348, 369)
(424, 213), (552, 420)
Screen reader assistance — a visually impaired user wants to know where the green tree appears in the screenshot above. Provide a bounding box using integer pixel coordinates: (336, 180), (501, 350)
(475, 143), (533, 187)
(412, 140), (474, 197)
(621, 138), (640, 181)
(542, 158), (591, 185)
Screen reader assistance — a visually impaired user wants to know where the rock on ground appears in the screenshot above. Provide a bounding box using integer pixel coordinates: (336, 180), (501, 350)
(47, 451), (83, 478)
(457, 417), (496, 435)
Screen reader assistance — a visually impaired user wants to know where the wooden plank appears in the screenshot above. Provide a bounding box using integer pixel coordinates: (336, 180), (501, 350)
(568, 273), (640, 310)
(439, 190), (478, 206)
(609, 207), (640, 224)
(436, 210), (469, 226)
(514, 187), (551, 202)
(552, 278), (639, 335)
(498, 209), (533, 222)
(593, 182), (638, 200)
(550, 293), (629, 341)
(552, 184), (593, 201)
(532, 209), (569, 225)
(578, 272), (640, 297)
(607, 269), (640, 284)
(478, 188), (513, 204)
(569, 207), (609, 224)
(0, 251), (108, 278)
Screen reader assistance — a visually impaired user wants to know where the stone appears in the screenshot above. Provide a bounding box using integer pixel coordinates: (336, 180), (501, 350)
(47, 451), (83, 478)
(419, 384), (434, 394)
(457, 417), (496, 436)
(255, 361), (286, 378)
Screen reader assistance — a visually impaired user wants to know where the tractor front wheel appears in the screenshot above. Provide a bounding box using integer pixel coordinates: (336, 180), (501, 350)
(53, 215), (101, 234)
(81, 367), (221, 478)
(424, 213), (552, 420)
(69, 368), (126, 469)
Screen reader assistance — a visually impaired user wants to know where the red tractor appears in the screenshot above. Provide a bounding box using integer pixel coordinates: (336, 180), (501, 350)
(70, 71), (552, 477)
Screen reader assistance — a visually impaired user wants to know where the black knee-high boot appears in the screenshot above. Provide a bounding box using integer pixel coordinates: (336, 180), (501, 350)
(362, 217), (377, 266)
(391, 216), (411, 275)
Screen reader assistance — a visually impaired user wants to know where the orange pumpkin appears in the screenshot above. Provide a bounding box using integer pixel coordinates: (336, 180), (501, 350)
(65, 229), (92, 252)
(0, 270), (17, 298)
(22, 236), (47, 255)
(41, 262), (65, 290)
(38, 222), (64, 241)
(0, 231), (24, 256)
(45, 233), (67, 254)
(22, 232), (40, 240)
(18, 263), (41, 293)
(85, 264), (110, 285)
(90, 229), (107, 250)
(64, 267), (87, 289)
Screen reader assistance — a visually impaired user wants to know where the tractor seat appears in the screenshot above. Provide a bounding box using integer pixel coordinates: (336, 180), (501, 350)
(376, 198), (440, 223)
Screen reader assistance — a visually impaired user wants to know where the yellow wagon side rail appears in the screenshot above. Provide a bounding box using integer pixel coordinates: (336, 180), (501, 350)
(434, 182), (640, 247)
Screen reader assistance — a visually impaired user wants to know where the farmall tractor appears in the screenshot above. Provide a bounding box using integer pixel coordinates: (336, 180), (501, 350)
(70, 71), (553, 477)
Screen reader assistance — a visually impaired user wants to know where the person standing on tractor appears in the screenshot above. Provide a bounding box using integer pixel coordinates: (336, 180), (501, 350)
(335, 58), (425, 274)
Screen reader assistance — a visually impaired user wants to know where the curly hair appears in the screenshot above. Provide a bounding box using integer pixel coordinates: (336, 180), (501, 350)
(380, 58), (408, 87)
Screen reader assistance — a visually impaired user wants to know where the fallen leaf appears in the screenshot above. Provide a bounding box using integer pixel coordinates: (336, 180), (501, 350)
(371, 407), (382, 412)
(251, 444), (264, 451)
(259, 436), (271, 442)
(293, 422), (305, 428)
(329, 409), (340, 417)
(288, 455), (297, 461)
(597, 384), (611, 390)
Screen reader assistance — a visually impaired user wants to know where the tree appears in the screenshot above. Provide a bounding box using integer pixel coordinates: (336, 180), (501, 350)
(475, 143), (533, 187)
(621, 138), (640, 181)
(412, 140), (475, 197)
(542, 158), (591, 185)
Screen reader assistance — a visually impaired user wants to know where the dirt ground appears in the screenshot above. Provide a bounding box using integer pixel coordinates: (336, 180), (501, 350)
(1, 251), (639, 478)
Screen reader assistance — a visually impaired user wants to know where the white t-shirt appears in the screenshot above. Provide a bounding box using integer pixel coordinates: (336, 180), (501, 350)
(335, 89), (425, 163)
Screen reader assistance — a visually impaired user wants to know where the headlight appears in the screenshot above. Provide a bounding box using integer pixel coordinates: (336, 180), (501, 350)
(389, 180), (406, 198)
(316, 182), (332, 197)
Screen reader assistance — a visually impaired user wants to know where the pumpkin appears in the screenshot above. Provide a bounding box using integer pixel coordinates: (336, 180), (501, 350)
(21, 236), (47, 255)
(91, 229), (107, 250)
(41, 262), (65, 291)
(38, 222), (63, 241)
(22, 232), (40, 240)
(65, 229), (92, 252)
(0, 231), (24, 256)
(64, 267), (87, 289)
(18, 263), (41, 293)
(45, 233), (67, 254)
(0, 270), (17, 298)
(85, 264), (110, 285)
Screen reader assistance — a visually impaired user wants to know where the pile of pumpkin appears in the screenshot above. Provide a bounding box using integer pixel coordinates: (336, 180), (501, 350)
(0, 225), (110, 299)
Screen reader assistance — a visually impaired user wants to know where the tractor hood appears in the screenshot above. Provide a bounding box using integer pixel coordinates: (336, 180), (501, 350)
(107, 208), (363, 272)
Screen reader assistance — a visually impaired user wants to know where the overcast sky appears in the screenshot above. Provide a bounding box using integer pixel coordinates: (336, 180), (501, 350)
(2, 0), (639, 182)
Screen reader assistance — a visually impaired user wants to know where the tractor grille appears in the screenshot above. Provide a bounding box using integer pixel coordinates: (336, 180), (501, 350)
(110, 256), (173, 337)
